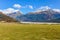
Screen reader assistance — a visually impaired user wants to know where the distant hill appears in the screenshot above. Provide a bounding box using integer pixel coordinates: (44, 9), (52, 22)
(0, 12), (18, 22)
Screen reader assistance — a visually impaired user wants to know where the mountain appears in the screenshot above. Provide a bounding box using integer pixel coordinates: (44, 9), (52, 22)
(18, 9), (60, 22)
(5, 7), (60, 22)
(7, 11), (22, 21)
(0, 12), (18, 22)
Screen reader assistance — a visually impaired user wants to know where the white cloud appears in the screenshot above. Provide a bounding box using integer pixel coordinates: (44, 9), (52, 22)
(13, 4), (22, 8)
(0, 8), (19, 14)
(13, 4), (33, 9)
(29, 5), (33, 9)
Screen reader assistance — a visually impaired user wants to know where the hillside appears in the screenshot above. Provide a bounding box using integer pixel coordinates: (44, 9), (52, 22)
(0, 12), (18, 22)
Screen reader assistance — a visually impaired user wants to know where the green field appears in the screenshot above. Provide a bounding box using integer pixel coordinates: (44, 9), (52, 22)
(0, 23), (60, 40)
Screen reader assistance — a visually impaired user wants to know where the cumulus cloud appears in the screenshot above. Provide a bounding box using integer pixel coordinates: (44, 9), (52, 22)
(28, 5), (33, 9)
(20, 5), (33, 9)
(13, 4), (22, 8)
(0, 8), (19, 14)
(0, 4), (34, 14)
(13, 4), (33, 9)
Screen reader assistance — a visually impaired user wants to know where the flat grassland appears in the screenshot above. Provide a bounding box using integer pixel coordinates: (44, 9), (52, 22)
(0, 23), (60, 40)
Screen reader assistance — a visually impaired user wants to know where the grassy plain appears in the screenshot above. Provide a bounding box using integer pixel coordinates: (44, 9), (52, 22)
(0, 23), (60, 40)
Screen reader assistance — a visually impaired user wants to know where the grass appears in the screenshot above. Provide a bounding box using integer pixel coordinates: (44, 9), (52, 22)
(0, 23), (60, 40)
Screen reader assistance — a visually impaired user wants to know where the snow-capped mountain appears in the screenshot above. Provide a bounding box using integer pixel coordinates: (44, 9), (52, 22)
(19, 8), (60, 22)
(7, 10), (22, 21)
(1, 6), (60, 23)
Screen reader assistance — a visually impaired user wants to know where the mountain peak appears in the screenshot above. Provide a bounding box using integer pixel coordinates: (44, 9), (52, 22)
(30, 6), (60, 14)
(53, 9), (60, 13)
(33, 6), (51, 13)
(39, 6), (51, 11)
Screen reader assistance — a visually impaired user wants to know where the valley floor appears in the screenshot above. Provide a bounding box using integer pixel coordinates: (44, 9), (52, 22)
(0, 23), (60, 40)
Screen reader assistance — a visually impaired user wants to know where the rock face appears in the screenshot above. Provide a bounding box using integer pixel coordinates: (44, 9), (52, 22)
(0, 12), (18, 22)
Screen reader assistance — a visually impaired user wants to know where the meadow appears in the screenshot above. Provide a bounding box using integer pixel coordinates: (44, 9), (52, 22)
(0, 23), (60, 40)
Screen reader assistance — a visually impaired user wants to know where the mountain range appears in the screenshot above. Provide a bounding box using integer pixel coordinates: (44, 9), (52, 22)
(13, 9), (60, 23)
(0, 8), (60, 23)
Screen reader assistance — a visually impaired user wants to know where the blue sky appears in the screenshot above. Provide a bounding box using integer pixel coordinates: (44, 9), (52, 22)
(0, 0), (60, 14)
